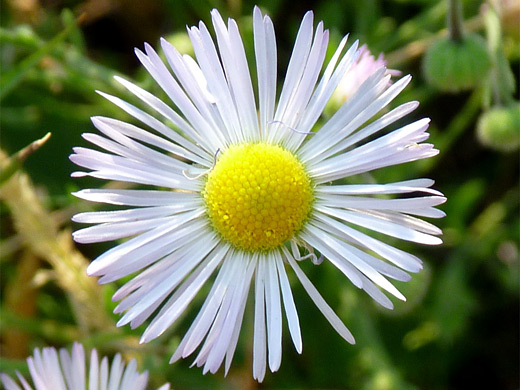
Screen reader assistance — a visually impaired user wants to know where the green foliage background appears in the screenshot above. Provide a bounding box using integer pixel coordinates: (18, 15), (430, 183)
(1, 0), (518, 389)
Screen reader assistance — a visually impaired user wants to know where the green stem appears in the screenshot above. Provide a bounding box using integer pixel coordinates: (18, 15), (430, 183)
(448, 0), (464, 41)
(0, 133), (51, 185)
(0, 21), (77, 101)
(484, 2), (516, 107)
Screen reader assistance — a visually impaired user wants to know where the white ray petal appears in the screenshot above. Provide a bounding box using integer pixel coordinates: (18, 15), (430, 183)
(335, 74), (413, 141)
(187, 22), (241, 144)
(350, 246), (411, 282)
(316, 205), (442, 245)
(357, 273), (394, 309)
(70, 147), (199, 191)
(299, 67), (390, 159)
(170, 252), (236, 363)
(96, 92), (212, 164)
(316, 194), (446, 215)
(71, 343), (86, 390)
(86, 119), (195, 170)
(314, 145), (438, 183)
(304, 101), (419, 165)
(315, 178), (443, 196)
(274, 11), (313, 121)
(312, 211), (423, 272)
(290, 39), (360, 151)
(0, 374), (23, 390)
(107, 354), (123, 390)
(300, 226), (365, 289)
(211, 10), (259, 141)
(310, 118), (435, 182)
(119, 360), (145, 389)
(173, 253), (246, 374)
(81, 132), (189, 173)
(15, 373), (32, 390)
(113, 246), (189, 307)
(135, 44), (226, 148)
(283, 22), (329, 150)
(316, 102), (419, 164)
(140, 243), (228, 342)
(73, 204), (200, 224)
(225, 255), (258, 374)
(253, 256), (267, 382)
(99, 357), (109, 390)
(253, 6), (277, 138)
(203, 253), (255, 374)
(86, 210), (205, 277)
(112, 230), (216, 313)
(116, 233), (219, 328)
(324, 116), (430, 166)
(283, 247), (355, 344)
(305, 226), (397, 294)
(275, 249), (302, 353)
(91, 116), (209, 166)
(160, 38), (224, 130)
(309, 218), (411, 282)
(88, 349), (99, 390)
(57, 349), (73, 389)
(73, 216), (173, 244)
(97, 221), (211, 285)
(30, 349), (66, 390)
(114, 74), (213, 152)
(360, 208), (443, 235)
(264, 253), (283, 372)
(72, 189), (198, 207)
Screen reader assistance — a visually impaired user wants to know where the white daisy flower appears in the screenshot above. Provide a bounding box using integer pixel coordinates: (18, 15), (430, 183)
(0, 343), (170, 390)
(70, 6), (446, 382)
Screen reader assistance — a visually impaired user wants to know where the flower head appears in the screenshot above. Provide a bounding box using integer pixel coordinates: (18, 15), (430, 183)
(71, 7), (445, 381)
(0, 343), (170, 390)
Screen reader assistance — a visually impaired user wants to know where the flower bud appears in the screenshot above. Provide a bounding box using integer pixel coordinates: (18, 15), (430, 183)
(477, 104), (520, 152)
(423, 34), (491, 93)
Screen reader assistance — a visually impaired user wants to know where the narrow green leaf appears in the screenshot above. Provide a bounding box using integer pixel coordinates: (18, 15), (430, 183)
(0, 15), (83, 101)
(0, 132), (52, 185)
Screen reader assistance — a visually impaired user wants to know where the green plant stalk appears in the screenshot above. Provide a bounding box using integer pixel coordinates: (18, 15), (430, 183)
(0, 25), (119, 91)
(0, 19), (79, 101)
(61, 9), (86, 54)
(448, 0), (464, 41)
(483, 2), (516, 107)
(0, 151), (113, 333)
(386, 12), (483, 67)
(0, 26), (44, 48)
(0, 132), (51, 185)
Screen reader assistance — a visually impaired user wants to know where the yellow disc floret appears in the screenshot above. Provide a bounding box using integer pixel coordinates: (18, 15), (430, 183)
(203, 143), (314, 252)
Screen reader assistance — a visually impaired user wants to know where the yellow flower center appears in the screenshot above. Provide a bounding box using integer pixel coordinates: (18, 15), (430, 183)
(203, 143), (314, 252)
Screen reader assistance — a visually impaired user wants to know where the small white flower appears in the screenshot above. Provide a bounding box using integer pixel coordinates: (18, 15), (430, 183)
(71, 7), (445, 381)
(0, 343), (170, 390)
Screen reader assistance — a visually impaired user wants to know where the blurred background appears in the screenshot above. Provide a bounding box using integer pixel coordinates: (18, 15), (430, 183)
(0, 0), (518, 389)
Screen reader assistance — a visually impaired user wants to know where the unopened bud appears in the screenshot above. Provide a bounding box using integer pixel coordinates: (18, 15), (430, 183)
(477, 104), (520, 152)
(423, 34), (491, 93)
